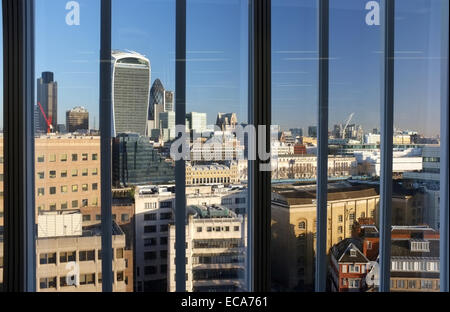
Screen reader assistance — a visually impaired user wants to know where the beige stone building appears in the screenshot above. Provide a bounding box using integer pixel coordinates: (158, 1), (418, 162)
(186, 162), (239, 185)
(271, 182), (380, 290)
(272, 154), (356, 180)
(34, 135), (100, 216)
(0, 135), (101, 226)
(0, 211), (127, 292)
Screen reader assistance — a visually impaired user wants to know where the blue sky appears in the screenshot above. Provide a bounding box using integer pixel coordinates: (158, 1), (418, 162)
(0, 0), (444, 137)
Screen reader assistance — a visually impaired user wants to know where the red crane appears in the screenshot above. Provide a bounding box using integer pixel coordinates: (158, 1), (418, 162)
(37, 101), (53, 133)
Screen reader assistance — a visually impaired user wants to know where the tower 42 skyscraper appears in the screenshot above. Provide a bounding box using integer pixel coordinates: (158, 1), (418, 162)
(112, 50), (151, 136)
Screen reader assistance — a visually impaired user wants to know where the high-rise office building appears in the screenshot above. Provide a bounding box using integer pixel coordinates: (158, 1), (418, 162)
(159, 111), (176, 142)
(164, 90), (174, 112)
(148, 79), (164, 132)
(112, 50), (151, 136)
(66, 106), (89, 133)
(147, 79), (174, 137)
(37, 72), (58, 133)
(34, 105), (42, 134)
(308, 126), (317, 138)
(290, 128), (303, 138)
(186, 112), (207, 135)
(112, 133), (175, 187)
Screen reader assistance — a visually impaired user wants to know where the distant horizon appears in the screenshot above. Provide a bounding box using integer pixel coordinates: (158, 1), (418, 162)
(0, 0), (444, 138)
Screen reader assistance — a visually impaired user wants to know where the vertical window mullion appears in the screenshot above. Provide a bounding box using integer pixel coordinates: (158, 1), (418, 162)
(100, 0), (113, 293)
(249, 0), (271, 292)
(440, 0), (449, 293)
(315, 0), (329, 293)
(379, 0), (395, 292)
(175, 0), (187, 293)
(2, 0), (36, 292)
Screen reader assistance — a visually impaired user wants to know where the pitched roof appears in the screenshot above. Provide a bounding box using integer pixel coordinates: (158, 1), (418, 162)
(331, 238), (369, 263)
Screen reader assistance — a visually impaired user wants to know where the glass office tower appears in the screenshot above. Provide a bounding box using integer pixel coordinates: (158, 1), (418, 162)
(112, 50), (151, 136)
(112, 133), (175, 187)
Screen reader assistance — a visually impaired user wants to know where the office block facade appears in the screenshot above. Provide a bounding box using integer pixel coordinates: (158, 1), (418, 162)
(112, 50), (151, 136)
(34, 135), (101, 217)
(168, 205), (248, 292)
(37, 72), (58, 133)
(112, 133), (175, 187)
(35, 212), (127, 292)
(66, 107), (89, 133)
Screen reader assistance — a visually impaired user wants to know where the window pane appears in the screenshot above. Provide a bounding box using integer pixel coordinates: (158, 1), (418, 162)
(183, 0), (249, 292)
(326, 0), (383, 292)
(112, 0), (175, 293)
(271, 0), (318, 292)
(389, 0), (445, 293)
(33, 0), (106, 292)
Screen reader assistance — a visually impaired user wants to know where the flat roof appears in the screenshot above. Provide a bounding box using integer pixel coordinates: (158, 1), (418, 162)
(273, 181), (379, 205)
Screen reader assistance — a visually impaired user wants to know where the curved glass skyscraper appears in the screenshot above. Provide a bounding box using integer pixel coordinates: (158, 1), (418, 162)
(112, 50), (151, 136)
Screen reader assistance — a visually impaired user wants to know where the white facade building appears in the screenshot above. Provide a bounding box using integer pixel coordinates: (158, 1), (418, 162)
(168, 205), (248, 292)
(403, 145), (441, 229)
(354, 148), (423, 177)
(134, 184), (248, 291)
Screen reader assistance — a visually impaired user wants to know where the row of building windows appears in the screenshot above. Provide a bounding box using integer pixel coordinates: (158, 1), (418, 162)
(143, 201), (172, 210)
(37, 168), (98, 179)
(192, 254), (245, 265)
(341, 264), (367, 274)
(144, 250), (168, 261)
(193, 268), (243, 281)
(341, 278), (361, 288)
(423, 157), (440, 163)
(37, 183), (98, 196)
(143, 264), (167, 275)
(220, 197), (246, 205)
(143, 212), (172, 221)
(37, 153), (98, 163)
(297, 210), (375, 231)
(190, 177), (231, 184)
(142, 233), (168, 245)
(39, 271), (125, 289)
(81, 213), (130, 223)
(193, 239), (242, 249)
(39, 248), (124, 265)
(196, 225), (240, 233)
(143, 224), (169, 233)
(391, 260), (439, 272)
(37, 198), (98, 211)
(391, 279), (439, 290)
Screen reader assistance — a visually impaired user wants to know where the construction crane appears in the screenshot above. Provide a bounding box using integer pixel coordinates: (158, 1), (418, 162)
(342, 112), (354, 139)
(37, 101), (53, 134)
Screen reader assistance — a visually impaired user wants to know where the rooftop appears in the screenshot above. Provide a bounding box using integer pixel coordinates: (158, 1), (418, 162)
(82, 221), (124, 237)
(273, 181), (379, 206)
(331, 238), (369, 263)
(187, 204), (236, 219)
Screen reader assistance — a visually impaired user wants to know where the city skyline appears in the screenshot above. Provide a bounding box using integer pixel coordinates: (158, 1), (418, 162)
(0, 0), (443, 137)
